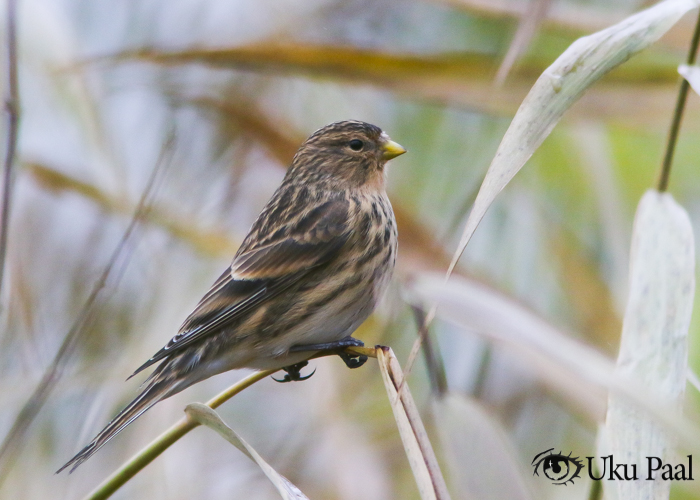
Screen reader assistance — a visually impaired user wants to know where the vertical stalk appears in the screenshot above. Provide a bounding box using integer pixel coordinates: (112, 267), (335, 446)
(0, 0), (20, 297)
(657, 8), (700, 192)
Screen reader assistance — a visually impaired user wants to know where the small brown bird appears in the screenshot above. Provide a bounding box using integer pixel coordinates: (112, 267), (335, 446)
(58, 120), (405, 472)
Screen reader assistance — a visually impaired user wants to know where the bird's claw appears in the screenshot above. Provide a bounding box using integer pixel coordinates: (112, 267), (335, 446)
(272, 361), (316, 383)
(338, 351), (368, 369)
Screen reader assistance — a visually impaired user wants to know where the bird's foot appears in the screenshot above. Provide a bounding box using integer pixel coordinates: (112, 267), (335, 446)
(289, 337), (367, 370)
(338, 351), (368, 369)
(272, 361), (316, 383)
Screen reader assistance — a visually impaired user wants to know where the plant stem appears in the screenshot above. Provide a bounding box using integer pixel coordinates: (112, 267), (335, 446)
(83, 369), (274, 500)
(587, 466), (602, 500)
(657, 7), (700, 192)
(410, 305), (447, 395)
(0, 0), (19, 300)
(0, 131), (175, 487)
(82, 345), (376, 500)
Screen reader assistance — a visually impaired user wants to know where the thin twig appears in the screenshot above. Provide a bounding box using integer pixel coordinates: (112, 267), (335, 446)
(0, 130), (176, 485)
(82, 345), (377, 500)
(0, 0), (20, 300)
(657, 7), (700, 192)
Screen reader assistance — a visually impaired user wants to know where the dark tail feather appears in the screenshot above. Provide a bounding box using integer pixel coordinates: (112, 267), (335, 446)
(56, 375), (174, 474)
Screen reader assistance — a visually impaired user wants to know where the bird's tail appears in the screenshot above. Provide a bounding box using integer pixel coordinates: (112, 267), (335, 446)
(56, 370), (177, 474)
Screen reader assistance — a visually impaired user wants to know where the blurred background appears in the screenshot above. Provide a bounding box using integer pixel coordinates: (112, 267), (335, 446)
(1, 0), (700, 498)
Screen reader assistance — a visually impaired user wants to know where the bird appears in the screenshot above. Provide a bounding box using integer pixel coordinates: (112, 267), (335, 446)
(57, 120), (406, 473)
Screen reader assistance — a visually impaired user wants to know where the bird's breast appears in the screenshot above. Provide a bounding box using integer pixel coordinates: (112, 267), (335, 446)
(345, 190), (397, 296)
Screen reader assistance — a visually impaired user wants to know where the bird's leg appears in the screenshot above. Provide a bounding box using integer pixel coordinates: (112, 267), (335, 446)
(289, 337), (368, 369)
(272, 361), (316, 383)
(289, 336), (364, 352)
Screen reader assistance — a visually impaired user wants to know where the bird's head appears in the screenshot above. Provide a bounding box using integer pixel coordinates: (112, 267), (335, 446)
(287, 120), (406, 190)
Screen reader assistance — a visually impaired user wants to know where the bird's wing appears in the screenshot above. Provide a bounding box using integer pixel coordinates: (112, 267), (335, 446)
(130, 199), (350, 377)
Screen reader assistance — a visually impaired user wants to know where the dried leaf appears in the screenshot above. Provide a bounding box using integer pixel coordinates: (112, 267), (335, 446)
(25, 162), (239, 257)
(185, 403), (309, 500)
(27, 145), (452, 281)
(604, 190), (695, 500)
(409, 273), (700, 456)
(448, 0), (700, 275)
(434, 0), (626, 34)
(376, 348), (452, 500)
(109, 42), (685, 124)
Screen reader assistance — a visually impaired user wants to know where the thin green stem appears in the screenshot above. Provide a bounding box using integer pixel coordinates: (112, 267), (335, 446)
(82, 345), (377, 500)
(657, 7), (700, 192)
(83, 369), (274, 500)
(587, 465), (602, 500)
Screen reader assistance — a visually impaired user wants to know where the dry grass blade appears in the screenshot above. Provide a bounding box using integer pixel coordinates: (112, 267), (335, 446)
(0, 0), (20, 301)
(81, 347), (374, 500)
(0, 132), (174, 486)
(184, 99), (452, 277)
(82, 369), (275, 500)
(184, 97), (299, 164)
(376, 348), (452, 500)
(433, 393), (533, 500)
(106, 43), (686, 123)
(679, 63), (700, 93)
(185, 403), (309, 500)
(401, 0), (699, 400)
(114, 44), (499, 82)
(494, 0), (554, 86)
(603, 191), (695, 499)
(447, 0), (700, 277)
(409, 273), (700, 462)
(25, 162), (238, 257)
(434, 0), (626, 34)
(27, 110), (451, 280)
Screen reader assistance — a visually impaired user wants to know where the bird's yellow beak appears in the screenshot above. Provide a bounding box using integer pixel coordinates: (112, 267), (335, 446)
(381, 135), (407, 161)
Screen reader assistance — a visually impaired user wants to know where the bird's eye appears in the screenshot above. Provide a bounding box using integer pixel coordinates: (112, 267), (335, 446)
(349, 139), (364, 151)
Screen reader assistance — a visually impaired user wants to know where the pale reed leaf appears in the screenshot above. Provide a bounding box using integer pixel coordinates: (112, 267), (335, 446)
(448, 0), (700, 277)
(409, 273), (700, 458)
(679, 63), (700, 94)
(604, 191), (695, 500)
(185, 403), (309, 500)
(377, 348), (452, 500)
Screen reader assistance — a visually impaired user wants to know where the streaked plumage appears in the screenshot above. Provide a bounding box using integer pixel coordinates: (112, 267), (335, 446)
(58, 120), (405, 473)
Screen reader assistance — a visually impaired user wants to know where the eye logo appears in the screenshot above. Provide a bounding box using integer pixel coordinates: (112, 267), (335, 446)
(532, 449), (584, 485)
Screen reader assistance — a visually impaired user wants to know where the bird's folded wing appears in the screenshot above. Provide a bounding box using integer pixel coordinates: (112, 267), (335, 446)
(130, 199), (350, 377)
